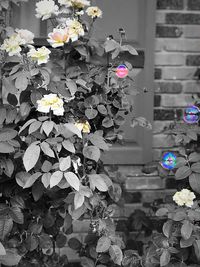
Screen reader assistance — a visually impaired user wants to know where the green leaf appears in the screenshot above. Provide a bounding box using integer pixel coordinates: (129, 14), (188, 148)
(25, 234), (39, 251)
(85, 108), (98, 119)
(83, 146), (101, 162)
(68, 238), (81, 250)
(109, 245), (123, 265)
(0, 108), (6, 124)
(63, 123), (82, 138)
(0, 216), (13, 240)
(19, 102), (31, 118)
(74, 192), (84, 209)
(175, 157), (187, 168)
(181, 220), (193, 240)
(189, 173), (200, 194)
(0, 248), (21, 266)
(96, 236), (111, 253)
(15, 172), (31, 187)
(32, 182), (44, 201)
(42, 121), (54, 137)
(59, 156), (71, 172)
(80, 257), (95, 267)
(56, 233), (67, 248)
(66, 79), (78, 96)
(172, 211), (186, 221)
(62, 140), (75, 153)
(189, 152), (200, 163)
(163, 221), (172, 238)
(0, 242), (6, 256)
(156, 208), (168, 217)
(74, 45), (88, 57)
(121, 44), (138, 55)
(0, 129), (17, 142)
(64, 172), (80, 191)
(89, 174), (108, 192)
(41, 160), (52, 173)
(160, 249), (171, 267)
(193, 240), (200, 262)
(102, 117), (114, 128)
(4, 159), (14, 177)
(9, 207), (24, 224)
(180, 236), (195, 248)
(23, 144), (40, 172)
(97, 105), (107, 115)
(50, 171), (63, 188)
(15, 73), (28, 91)
(41, 173), (51, 188)
(23, 172), (42, 189)
(0, 142), (15, 153)
(19, 119), (37, 134)
(40, 142), (55, 158)
(39, 233), (53, 249)
(7, 93), (18, 106)
(29, 121), (42, 134)
(175, 166), (192, 180)
(63, 213), (72, 232)
(104, 39), (119, 52)
(187, 130), (197, 141)
(88, 134), (109, 150)
(191, 162), (200, 173)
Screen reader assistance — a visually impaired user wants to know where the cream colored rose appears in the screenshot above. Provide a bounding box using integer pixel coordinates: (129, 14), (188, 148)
(27, 46), (51, 65)
(37, 94), (64, 116)
(66, 19), (84, 42)
(16, 29), (35, 44)
(47, 28), (70, 48)
(75, 121), (90, 133)
(173, 189), (196, 208)
(58, 0), (90, 9)
(36, 0), (59, 20)
(86, 6), (102, 18)
(0, 33), (25, 56)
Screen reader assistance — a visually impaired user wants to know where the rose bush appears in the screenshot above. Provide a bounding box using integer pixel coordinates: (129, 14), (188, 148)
(0, 0), (150, 266)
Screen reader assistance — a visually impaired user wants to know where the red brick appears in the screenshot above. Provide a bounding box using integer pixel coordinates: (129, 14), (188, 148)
(186, 55), (200, 65)
(183, 25), (200, 38)
(162, 67), (196, 80)
(187, 0), (200, 10)
(155, 82), (182, 93)
(161, 94), (193, 107)
(166, 13), (200, 24)
(157, 0), (184, 10)
(155, 53), (185, 66)
(164, 39), (200, 52)
(125, 176), (165, 190)
(156, 25), (182, 38)
(183, 81), (200, 92)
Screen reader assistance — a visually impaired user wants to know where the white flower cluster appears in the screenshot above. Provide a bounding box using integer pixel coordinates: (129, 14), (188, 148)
(37, 94), (64, 116)
(173, 189), (196, 208)
(0, 29), (34, 56)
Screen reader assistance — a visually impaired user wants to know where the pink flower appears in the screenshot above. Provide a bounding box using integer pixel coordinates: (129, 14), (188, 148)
(47, 28), (70, 48)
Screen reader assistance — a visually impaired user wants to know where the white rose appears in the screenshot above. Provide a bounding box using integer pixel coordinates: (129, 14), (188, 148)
(37, 94), (64, 116)
(173, 189), (196, 208)
(16, 29), (35, 44)
(66, 19), (84, 42)
(0, 34), (25, 56)
(36, 0), (59, 20)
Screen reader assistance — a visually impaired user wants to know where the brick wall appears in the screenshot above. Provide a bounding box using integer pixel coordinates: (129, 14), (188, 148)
(154, 0), (200, 162)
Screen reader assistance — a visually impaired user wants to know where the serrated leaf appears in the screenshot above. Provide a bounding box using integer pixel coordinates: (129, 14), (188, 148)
(40, 142), (55, 158)
(163, 221), (172, 238)
(0, 216), (13, 240)
(23, 144), (40, 172)
(59, 156), (71, 171)
(15, 172), (31, 187)
(83, 146), (101, 162)
(97, 105), (107, 115)
(89, 174), (108, 192)
(175, 166), (192, 180)
(80, 257), (95, 267)
(74, 192), (84, 209)
(64, 172), (80, 191)
(0, 248), (21, 266)
(15, 73), (28, 91)
(109, 245), (123, 265)
(9, 207), (24, 224)
(62, 140), (75, 153)
(102, 117), (114, 128)
(42, 121), (54, 137)
(156, 208), (168, 217)
(104, 39), (119, 52)
(85, 108), (98, 119)
(189, 152), (200, 163)
(66, 79), (78, 96)
(19, 102), (31, 118)
(121, 45), (138, 55)
(180, 236), (194, 248)
(50, 171), (63, 188)
(25, 234), (39, 251)
(96, 236), (111, 253)
(160, 249), (170, 267)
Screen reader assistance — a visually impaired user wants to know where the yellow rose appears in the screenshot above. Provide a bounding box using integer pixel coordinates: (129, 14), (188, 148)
(37, 94), (64, 116)
(86, 6), (102, 18)
(173, 189), (196, 208)
(48, 28), (70, 48)
(75, 121), (90, 133)
(66, 19), (84, 42)
(27, 46), (51, 65)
